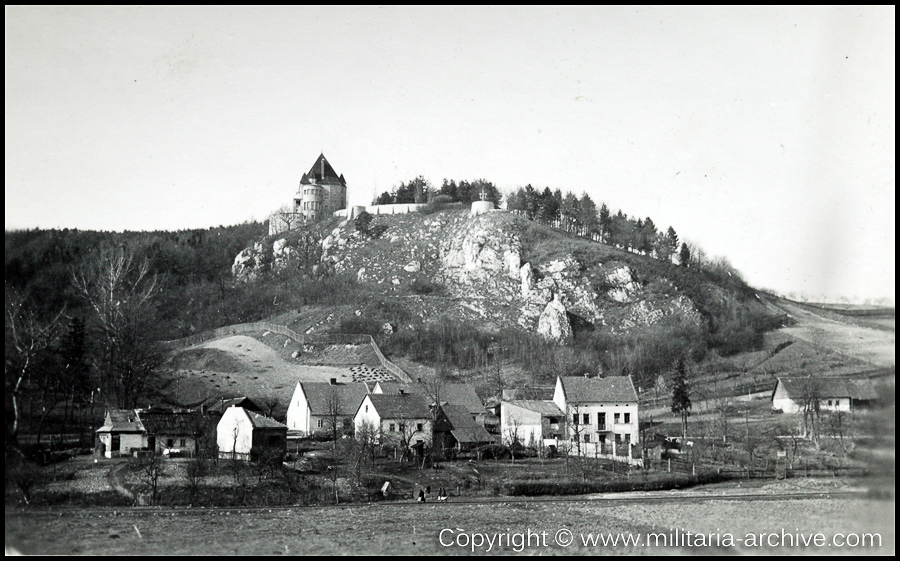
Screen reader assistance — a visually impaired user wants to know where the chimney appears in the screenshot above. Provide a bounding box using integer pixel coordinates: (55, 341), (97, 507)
(330, 378), (337, 385)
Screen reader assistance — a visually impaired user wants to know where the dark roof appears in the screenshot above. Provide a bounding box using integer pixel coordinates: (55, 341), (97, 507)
(245, 409), (287, 430)
(503, 400), (564, 417)
(432, 384), (484, 414)
(437, 404), (480, 430)
(501, 387), (554, 401)
(206, 396), (261, 415)
(299, 153), (346, 186)
(366, 394), (432, 419)
(776, 377), (878, 401)
(379, 381), (483, 414)
(137, 410), (205, 436)
(301, 382), (370, 416)
(376, 382), (427, 396)
(97, 409), (144, 433)
(559, 376), (638, 403)
(450, 427), (495, 444)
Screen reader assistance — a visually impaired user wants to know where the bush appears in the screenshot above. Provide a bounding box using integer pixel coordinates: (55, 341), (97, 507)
(506, 471), (731, 496)
(409, 277), (442, 295)
(355, 211), (373, 236)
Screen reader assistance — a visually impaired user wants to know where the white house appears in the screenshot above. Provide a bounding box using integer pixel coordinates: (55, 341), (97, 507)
(216, 406), (287, 461)
(354, 393), (432, 450)
(771, 376), (878, 414)
(95, 409), (145, 458)
(286, 380), (369, 436)
(553, 375), (640, 455)
(96, 408), (205, 458)
(499, 400), (565, 451)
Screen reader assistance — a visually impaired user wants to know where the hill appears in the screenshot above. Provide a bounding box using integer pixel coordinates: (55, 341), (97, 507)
(228, 207), (781, 390)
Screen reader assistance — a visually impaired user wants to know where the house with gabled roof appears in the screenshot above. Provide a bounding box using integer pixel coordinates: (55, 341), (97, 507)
(375, 380), (486, 426)
(217, 406), (287, 462)
(286, 380), (370, 436)
(354, 393), (432, 451)
(96, 408), (205, 458)
(433, 404), (495, 453)
(771, 376), (878, 413)
(96, 409), (146, 458)
(499, 400), (565, 452)
(553, 375), (640, 452)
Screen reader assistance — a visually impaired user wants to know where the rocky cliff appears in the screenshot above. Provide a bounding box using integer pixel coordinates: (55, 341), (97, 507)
(233, 209), (733, 344)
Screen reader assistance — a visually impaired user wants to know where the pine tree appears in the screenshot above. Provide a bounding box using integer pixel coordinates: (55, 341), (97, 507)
(679, 242), (691, 267)
(671, 358), (692, 441)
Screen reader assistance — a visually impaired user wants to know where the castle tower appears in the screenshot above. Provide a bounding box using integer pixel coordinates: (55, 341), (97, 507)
(294, 153), (347, 221)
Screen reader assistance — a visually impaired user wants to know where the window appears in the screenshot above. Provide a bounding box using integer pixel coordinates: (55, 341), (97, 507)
(398, 423), (406, 433)
(416, 423), (424, 432)
(598, 412), (606, 429)
(624, 434), (631, 444)
(317, 419), (324, 428)
(389, 423), (395, 432)
(614, 413), (621, 424)
(583, 434), (591, 443)
(583, 413), (590, 425)
(179, 439), (186, 447)
(365, 405), (368, 413)
(623, 413), (631, 424)
(573, 414), (579, 425)
(827, 400), (833, 406)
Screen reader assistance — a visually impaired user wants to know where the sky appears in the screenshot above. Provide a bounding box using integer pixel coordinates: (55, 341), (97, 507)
(5, 6), (895, 304)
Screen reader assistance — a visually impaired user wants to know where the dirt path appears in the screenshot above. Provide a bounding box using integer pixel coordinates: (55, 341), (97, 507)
(771, 300), (894, 367)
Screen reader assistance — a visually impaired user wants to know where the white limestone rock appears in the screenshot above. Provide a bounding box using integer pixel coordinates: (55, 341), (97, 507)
(536, 293), (573, 345)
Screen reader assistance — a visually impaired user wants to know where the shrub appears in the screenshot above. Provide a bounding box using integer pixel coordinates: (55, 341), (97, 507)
(506, 471), (731, 496)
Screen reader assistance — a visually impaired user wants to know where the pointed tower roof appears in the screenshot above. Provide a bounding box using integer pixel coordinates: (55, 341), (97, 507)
(300, 153), (346, 186)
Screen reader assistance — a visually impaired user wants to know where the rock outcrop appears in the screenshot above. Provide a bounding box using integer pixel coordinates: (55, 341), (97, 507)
(537, 293), (573, 345)
(440, 215), (521, 284)
(230, 208), (720, 343)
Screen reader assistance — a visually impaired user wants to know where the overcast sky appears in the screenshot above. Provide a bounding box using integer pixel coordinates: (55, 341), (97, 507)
(5, 6), (895, 303)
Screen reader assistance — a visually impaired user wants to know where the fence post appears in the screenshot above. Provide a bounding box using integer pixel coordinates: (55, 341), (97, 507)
(667, 458), (671, 472)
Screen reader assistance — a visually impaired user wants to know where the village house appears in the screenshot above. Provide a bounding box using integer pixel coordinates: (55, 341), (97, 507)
(375, 380), (486, 426)
(499, 400), (565, 454)
(96, 409), (145, 458)
(553, 375), (640, 455)
(771, 376), (878, 413)
(95, 408), (205, 458)
(216, 406), (288, 462)
(286, 380), (369, 436)
(433, 404), (495, 454)
(354, 393), (432, 452)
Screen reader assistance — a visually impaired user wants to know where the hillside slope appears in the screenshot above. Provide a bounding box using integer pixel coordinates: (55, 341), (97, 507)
(233, 209), (775, 361)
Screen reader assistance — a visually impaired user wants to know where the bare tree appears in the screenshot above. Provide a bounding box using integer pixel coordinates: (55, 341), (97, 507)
(136, 452), (164, 505)
(505, 416), (522, 464)
(323, 385), (344, 450)
(798, 376), (822, 447)
(72, 246), (164, 408)
(184, 456), (208, 505)
(5, 287), (65, 443)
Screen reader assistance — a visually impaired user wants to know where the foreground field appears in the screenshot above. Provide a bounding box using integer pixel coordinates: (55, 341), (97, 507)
(6, 492), (894, 555)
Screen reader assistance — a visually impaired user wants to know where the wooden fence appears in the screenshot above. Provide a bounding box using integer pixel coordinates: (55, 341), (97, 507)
(160, 321), (411, 383)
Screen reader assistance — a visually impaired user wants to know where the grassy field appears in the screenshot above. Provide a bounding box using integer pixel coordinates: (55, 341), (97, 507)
(6, 492), (894, 555)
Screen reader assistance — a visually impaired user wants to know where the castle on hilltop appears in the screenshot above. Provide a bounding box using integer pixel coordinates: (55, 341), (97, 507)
(295, 153), (347, 221)
(269, 153), (348, 235)
(269, 152), (497, 236)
